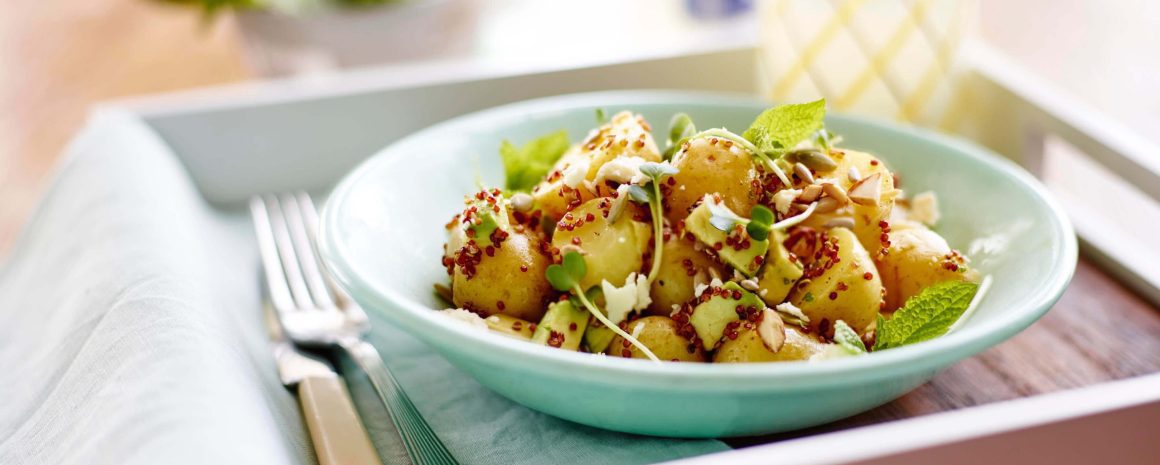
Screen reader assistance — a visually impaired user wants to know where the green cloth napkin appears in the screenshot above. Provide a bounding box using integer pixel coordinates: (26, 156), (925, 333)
(340, 312), (729, 465)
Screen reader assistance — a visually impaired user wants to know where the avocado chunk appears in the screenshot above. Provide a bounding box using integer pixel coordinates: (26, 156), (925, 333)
(756, 230), (804, 305)
(583, 319), (616, 353)
(531, 300), (589, 350)
(484, 313), (535, 340)
(459, 189), (511, 248)
(685, 197), (769, 276)
(689, 282), (765, 350)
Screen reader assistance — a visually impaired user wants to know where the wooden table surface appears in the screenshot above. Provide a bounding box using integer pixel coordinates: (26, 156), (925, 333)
(1, 0), (1157, 451)
(731, 258), (1160, 446)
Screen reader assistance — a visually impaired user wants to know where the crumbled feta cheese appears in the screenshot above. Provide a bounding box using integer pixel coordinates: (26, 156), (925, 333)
(910, 191), (940, 226)
(562, 159), (590, 189)
(775, 302), (810, 325)
(595, 155), (647, 185)
(693, 282), (709, 298)
(600, 272), (651, 325)
(773, 188), (803, 215)
(439, 308), (488, 331)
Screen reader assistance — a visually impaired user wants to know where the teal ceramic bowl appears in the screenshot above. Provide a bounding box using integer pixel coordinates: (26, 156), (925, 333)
(320, 91), (1076, 438)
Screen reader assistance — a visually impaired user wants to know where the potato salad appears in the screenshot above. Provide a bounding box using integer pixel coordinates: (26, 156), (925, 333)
(437, 101), (984, 363)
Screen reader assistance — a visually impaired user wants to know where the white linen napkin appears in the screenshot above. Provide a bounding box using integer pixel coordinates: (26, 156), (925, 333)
(0, 110), (727, 465)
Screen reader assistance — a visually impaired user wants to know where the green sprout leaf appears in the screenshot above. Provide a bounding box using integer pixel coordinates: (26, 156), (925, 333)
(500, 130), (570, 193)
(639, 161), (679, 180)
(546, 251), (587, 292)
(745, 205), (775, 241)
(704, 200), (747, 232)
(742, 99), (827, 156)
(833, 320), (866, 354)
(874, 281), (980, 351)
(595, 108), (608, 124)
(627, 184), (654, 204)
(562, 250), (587, 282)
(545, 265), (576, 292)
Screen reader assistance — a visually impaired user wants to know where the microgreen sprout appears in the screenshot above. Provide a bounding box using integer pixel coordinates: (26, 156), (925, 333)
(706, 201), (818, 240)
(595, 107), (608, 124)
(627, 161), (679, 285)
(546, 252), (660, 362)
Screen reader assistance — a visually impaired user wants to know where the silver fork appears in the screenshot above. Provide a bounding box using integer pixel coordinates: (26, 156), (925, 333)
(251, 193), (459, 465)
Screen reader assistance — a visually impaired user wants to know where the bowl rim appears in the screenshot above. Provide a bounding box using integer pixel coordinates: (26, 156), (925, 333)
(320, 90), (1078, 390)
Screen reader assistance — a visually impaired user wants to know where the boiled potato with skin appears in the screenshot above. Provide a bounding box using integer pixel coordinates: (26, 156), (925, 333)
(877, 221), (976, 311)
(647, 235), (726, 315)
(787, 227), (883, 334)
(666, 137), (759, 224)
(531, 113), (660, 221)
(551, 198), (652, 291)
(714, 326), (825, 363)
(609, 316), (706, 362)
(452, 232), (555, 321)
(582, 111), (662, 179)
(530, 145), (597, 222)
(800, 149), (898, 255)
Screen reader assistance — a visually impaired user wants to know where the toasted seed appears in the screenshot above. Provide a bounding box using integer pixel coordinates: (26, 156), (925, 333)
(823, 217), (856, 229)
(848, 166), (862, 183)
(820, 181), (849, 205)
(786, 148), (838, 171)
(849, 172), (883, 206)
(814, 196), (841, 213)
(799, 184), (823, 202)
(793, 162), (815, 185)
(509, 193), (534, 212)
(708, 267), (723, 282)
(757, 309), (787, 353)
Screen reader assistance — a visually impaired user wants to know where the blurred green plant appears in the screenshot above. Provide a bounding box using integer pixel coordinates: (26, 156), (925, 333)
(155, 0), (402, 16)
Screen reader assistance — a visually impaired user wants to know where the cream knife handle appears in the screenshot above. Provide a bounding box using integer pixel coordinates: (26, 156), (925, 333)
(299, 376), (383, 465)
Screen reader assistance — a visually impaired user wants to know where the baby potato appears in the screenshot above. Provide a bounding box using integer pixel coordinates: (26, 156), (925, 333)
(530, 145), (598, 222)
(609, 316), (706, 362)
(788, 227), (883, 334)
(877, 221), (975, 311)
(551, 198), (652, 291)
(647, 235), (726, 315)
(666, 137), (759, 224)
(452, 232), (555, 321)
(800, 149), (898, 255)
(714, 326), (825, 363)
(583, 111), (662, 178)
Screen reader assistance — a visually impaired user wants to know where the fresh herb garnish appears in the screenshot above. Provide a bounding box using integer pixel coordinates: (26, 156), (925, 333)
(705, 202), (814, 241)
(663, 113), (696, 159)
(595, 108), (608, 124)
(546, 252), (660, 362)
(741, 98), (827, 156)
(833, 320), (866, 354)
(873, 281), (980, 351)
(627, 162), (680, 285)
(500, 130), (570, 193)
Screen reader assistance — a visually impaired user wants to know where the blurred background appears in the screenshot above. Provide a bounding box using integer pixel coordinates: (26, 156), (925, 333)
(1, 0), (1157, 257)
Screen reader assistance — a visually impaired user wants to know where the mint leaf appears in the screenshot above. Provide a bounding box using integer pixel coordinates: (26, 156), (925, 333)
(874, 281), (980, 351)
(500, 130), (570, 193)
(833, 320), (866, 354)
(741, 99), (827, 155)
